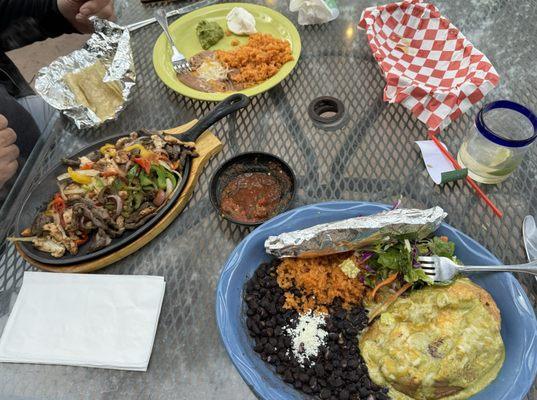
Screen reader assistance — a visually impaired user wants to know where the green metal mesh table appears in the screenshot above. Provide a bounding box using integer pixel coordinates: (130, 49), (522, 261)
(0, 0), (535, 398)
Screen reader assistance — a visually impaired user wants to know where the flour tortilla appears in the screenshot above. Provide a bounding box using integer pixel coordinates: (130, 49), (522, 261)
(65, 61), (123, 121)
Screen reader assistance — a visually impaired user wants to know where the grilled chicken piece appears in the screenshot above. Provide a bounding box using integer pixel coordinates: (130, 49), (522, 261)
(31, 212), (53, 236)
(42, 223), (78, 255)
(42, 223), (64, 243)
(115, 133), (137, 149)
(151, 134), (166, 150)
(115, 215), (125, 229)
(63, 208), (75, 229)
(93, 157), (116, 172)
(33, 238), (66, 258)
(114, 151), (130, 164)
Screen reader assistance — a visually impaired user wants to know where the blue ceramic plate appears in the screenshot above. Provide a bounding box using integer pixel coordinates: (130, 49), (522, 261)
(216, 201), (537, 400)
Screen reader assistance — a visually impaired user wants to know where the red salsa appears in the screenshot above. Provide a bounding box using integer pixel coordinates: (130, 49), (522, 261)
(220, 172), (284, 223)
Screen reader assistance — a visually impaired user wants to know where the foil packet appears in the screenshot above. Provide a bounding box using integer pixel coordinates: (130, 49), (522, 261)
(265, 207), (447, 258)
(35, 18), (136, 129)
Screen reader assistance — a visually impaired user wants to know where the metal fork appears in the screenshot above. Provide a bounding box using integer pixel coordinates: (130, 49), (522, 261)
(154, 9), (191, 74)
(127, 0), (217, 32)
(418, 255), (537, 283)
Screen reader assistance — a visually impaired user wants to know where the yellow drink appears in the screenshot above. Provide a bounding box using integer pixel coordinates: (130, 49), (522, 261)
(457, 102), (536, 184)
(457, 141), (524, 184)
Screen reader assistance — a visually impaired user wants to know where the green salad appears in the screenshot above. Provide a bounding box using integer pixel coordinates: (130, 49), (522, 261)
(361, 235), (456, 288)
(341, 234), (459, 320)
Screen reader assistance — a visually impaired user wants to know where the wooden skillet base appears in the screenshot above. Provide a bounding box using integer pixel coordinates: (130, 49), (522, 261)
(15, 121), (222, 273)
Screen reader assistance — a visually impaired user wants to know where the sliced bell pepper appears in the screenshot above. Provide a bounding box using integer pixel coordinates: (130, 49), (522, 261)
(133, 157), (151, 174)
(133, 191), (143, 210)
(80, 162), (94, 170)
(50, 192), (66, 227)
(151, 165), (167, 190)
(68, 167), (93, 185)
(51, 192), (65, 214)
(139, 171), (156, 189)
(94, 177), (105, 190)
(127, 165), (139, 180)
(75, 232), (89, 246)
(124, 144), (152, 158)
(165, 169), (177, 188)
(151, 165), (176, 190)
(99, 143), (117, 157)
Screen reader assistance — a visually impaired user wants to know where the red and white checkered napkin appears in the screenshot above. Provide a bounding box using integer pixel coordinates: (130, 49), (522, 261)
(358, 0), (499, 130)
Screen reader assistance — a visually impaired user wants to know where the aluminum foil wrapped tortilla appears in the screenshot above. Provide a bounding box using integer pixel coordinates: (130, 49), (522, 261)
(265, 207), (447, 258)
(35, 18), (135, 129)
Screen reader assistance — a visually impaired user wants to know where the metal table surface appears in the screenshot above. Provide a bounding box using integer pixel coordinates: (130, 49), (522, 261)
(0, 0), (536, 399)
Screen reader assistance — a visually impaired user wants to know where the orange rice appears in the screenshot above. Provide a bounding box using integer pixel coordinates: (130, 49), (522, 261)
(216, 33), (293, 88)
(276, 254), (365, 314)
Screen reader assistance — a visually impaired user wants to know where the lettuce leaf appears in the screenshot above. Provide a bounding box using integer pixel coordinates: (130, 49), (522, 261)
(428, 237), (455, 257)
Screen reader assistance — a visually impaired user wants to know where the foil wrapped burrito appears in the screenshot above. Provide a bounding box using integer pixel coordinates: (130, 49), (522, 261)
(265, 207), (447, 258)
(35, 18), (135, 129)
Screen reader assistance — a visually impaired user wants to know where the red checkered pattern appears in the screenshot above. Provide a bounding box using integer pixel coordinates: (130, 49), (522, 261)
(358, 0), (499, 130)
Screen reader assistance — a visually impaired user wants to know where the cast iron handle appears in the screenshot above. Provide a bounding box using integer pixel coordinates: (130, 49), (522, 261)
(181, 94), (250, 142)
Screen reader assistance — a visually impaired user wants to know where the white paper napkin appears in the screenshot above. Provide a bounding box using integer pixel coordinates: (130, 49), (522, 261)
(415, 140), (467, 184)
(0, 272), (165, 371)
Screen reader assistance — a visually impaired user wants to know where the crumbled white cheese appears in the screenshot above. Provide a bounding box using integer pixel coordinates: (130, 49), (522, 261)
(226, 7), (257, 35)
(339, 258), (359, 279)
(285, 311), (327, 366)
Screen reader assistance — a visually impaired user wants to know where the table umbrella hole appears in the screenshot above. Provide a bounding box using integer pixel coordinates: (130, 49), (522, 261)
(308, 96), (347, 130)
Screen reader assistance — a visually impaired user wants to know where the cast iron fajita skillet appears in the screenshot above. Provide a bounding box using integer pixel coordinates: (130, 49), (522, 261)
(15, 93), (250, 265)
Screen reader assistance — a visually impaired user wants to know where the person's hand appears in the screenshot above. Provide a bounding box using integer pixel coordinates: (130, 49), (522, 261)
(57, 0), (116, 34)
(0, 115), (19, 190)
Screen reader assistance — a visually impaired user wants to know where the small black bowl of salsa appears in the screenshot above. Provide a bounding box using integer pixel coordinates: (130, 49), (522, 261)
(209, 152), (296, 226)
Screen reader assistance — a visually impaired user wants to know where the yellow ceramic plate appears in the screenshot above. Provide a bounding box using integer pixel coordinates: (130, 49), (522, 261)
(152, 3), (301, 101)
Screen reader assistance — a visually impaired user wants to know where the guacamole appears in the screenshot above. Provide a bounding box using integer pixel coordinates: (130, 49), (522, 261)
(196, 20), (224, 50)
(359, 279), (504, 400)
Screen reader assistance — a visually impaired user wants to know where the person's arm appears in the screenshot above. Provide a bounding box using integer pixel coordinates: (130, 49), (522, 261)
(0, 0), (75, 52)
(0, 0), (115, 52)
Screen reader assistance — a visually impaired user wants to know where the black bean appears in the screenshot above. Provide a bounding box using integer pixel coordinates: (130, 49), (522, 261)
(315, 364), (325, 376)
(244, 260), (388, 400)
(333, 377), (344, 387)
(252, 324), (261, 336)
(283, 370), (294, 383)
(264, 343), (273, 354)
